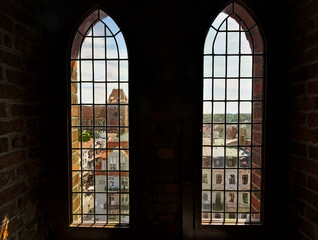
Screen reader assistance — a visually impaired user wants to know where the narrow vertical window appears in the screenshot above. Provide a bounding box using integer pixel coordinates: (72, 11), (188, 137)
(202, 2), (264, 225)
(69, 9), (129, 227)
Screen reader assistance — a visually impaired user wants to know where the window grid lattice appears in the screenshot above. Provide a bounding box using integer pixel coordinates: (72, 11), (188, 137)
(69, 9), (129, 227)
(202, 3), (263, 225)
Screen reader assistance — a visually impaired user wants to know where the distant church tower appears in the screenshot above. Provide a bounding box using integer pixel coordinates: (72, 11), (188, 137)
(107, 89), (129, 132)
(81, 89), (128, 132)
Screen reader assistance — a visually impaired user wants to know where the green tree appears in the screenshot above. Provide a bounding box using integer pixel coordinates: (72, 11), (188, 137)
(79, 131), (91, 142)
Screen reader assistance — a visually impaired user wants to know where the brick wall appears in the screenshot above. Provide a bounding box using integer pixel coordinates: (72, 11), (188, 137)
(146, 0), (182, 236)
(1, 0), (316, 239)
(70, 61), (81, 223)
(0, 1), (48, 239)
(287, 0), (318, 239)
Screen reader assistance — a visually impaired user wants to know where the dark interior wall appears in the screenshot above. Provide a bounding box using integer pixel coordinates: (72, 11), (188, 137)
(286, 0), (318, 239)
(0, 0), (49, 239)
(45, 0), (290, 239)
(1, 0), (317, 239)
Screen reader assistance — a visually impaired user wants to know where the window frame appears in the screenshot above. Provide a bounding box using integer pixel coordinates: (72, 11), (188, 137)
(201, 1), (265, 227)
(181, 1), (268, 239)
(66, 6), (136, 236)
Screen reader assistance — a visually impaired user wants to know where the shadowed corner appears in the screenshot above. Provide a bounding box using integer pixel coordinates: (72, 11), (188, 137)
(0, 215), (9, 240)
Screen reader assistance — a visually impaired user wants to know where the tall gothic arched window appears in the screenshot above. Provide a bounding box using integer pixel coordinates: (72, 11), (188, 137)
(69, 9), (129, 227)
(202, 2), (264, 225)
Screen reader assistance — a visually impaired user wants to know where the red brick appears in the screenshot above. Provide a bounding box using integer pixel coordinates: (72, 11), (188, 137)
(17, 161), (40, 178)
(307, 45), (318, 64)
(0, 49), (21, 69)
(289, 126), (318, 144)
(0, 102), (8, 118)
(0, 151), (25, 170)
(251, 192), (261, 212)
(7, 217), (23, 237)
(14, 23), (41, 44)
(253, 102), (263, 123)
(307, 81), (318, 95)
(291, 63), (318, 82)
(294, 217), (315, 239)
(307, 113), (318, 127)
(0, 84), (21, 99)
(291, 97), (317, 112)
(0, 201), (17, 223)
(293, 0), (318, 26)
(289, 141), (307, 156)
(0, 137), (8, 153)
(0, 119), (23, 135)
(23, 89), (43, 102)
(11, 134), (24, 149)
(6, 69), (25, 85)
(0, 222), (9, 240)
(289, 156), (318, 178)
(0, 66), (3, 81)
(0, 168), (14, 187)
(0, 1), (37, 27)
(293, 19), (315, 39)
(288, 168), (306, 187)
(24, 119), (45, 131)
(306, 206), (318, 224)
(0, 181), (27, 205)
(11, 132), (42, 149)
(234, 3), (254, 29)
(309, 146), (318, 161)
(18, 193), (30, 213)
(289, 83), (305, 97)
(289, 50), (306, 70)
(288, 113), (306, 126)
(3, 34), (12, 48)
(27, 147), (44, 160)
(11, 104), (41, 117)
(252, 170), (261, 190)
(288, 184), (318, 210)
(252, 126), (262, 145)
(27, 189), (45, 204)
(25, 58), (43, 75)
(28, 174), (46, 188)
(0, 12), (13, 32)
(307, 176), (318, 193)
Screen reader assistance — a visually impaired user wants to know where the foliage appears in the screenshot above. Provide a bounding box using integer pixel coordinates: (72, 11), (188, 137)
(203, 114), (251, 123)
(79, 131), (100, 142)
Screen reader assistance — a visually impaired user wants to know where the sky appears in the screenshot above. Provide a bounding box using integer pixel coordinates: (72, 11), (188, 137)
(76, 16), (129, 104)
(203, 13), (255, 114)
(77, 13), (253, 110)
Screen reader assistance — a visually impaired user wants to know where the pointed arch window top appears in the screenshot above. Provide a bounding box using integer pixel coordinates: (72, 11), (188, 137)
(202, 2), (265, 226)
(71, 9), (127, 60)
(204, 3), (263, 56)
(69, 8), (129, 227)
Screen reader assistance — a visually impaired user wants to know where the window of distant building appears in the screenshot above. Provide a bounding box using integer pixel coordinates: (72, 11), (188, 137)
(202, 2), (264, 225)
(69, 9), (129, 227)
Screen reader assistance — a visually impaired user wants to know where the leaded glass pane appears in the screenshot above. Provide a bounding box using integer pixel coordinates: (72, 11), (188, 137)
(70, 9), (129, 227)
(202, 3), (264, 225)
